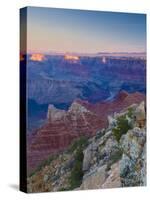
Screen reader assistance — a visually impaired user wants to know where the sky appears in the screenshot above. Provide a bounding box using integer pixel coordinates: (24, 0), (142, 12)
(26, 7), (146, 54)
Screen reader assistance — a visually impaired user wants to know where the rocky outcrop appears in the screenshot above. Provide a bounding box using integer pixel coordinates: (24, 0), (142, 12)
(134, 101), (146, 128)
(27, 101), (146, 192)
(47, 104), (66, 122)
(80, 101), (146, 190)
(120, 126), (146, 186)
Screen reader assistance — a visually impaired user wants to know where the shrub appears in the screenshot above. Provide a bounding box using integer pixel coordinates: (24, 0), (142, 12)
(59, 147), (84, 191)
(29, 155), (56, 177)
(58, 187), (70, 191)
(69, 136), (89, 153)
(68, 136), (88, 189)
(69, 147), (84, 189)
(127, 107), (134, 118)
(112, 115), (132, 142)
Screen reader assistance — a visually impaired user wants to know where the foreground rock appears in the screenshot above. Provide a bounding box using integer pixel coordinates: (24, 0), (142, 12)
(120, 127), (146, 186)
(80, 101), (146, 190)
(27, 101), (146, 192)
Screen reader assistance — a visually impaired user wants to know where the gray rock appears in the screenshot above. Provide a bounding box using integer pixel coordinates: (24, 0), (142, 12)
(55, 167), (60, 176)
(95, 129), (105, 140)
(43, 174), (49, 182)
(119, 125), (146, 187)
(82, 145), (92, 172)
(103, 137), (118, 154)
(80, 165), (107, 189)
(120, 127), (145, 161)
(120, 154), (135, 178)
(108, 115), (117, 128)
(50, 175), (59, 182)
(134, 101), (146, 128)
(101, 162), (121, 188)
(140, 144), (146, 186)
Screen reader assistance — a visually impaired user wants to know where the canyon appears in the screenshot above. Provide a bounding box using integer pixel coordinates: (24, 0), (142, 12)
(26, 54), (146, 132)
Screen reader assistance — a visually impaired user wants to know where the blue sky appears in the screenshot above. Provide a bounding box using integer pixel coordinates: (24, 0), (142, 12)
(26, 7), (146, 53)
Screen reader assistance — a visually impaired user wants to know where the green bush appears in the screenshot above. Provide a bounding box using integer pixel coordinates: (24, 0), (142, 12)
(69, 147), (84, 189)
(58, 187), (70, 191)
(59, 147), (84, 191)
(68, 136), (88, 189)
(127, 107), (134, 118)
(112, 115), (132, 142)
(69, 136), (89, 153)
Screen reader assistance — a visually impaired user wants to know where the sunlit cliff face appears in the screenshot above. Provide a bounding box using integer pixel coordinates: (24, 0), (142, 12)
(102, 56), (107, 64)
(64, 54), (79, 62)
(30, 53), (45, 61)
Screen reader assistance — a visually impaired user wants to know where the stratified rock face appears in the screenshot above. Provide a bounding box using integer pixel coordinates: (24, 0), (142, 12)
(27, 101), (104, 173)
(77, 91), (145, 118)
(27, 92), (145, 173)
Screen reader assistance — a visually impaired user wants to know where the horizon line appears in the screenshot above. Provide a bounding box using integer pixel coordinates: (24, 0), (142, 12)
(26, 50), (146, 55)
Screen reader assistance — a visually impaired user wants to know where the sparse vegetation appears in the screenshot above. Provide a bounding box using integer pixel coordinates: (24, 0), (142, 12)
(67, 136), (89, 189)
(112, 114), (132, 142)
(106, 148), (123, 171)
(29, 155), (56, 177)
(68, 136), (89, 153)
(127, 107), (134, 118)
(58, 187), (70, 191)
(68, 147), (84, 189)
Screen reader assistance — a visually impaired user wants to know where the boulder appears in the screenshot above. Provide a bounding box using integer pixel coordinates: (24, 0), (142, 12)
(120, 127), (145, 161)
(80, 165), (107, 189)
(119, 125), (146, 186)
(102, 137), (118, 155)
(101, 162), (121, 188)
(82, 145), (92, 172)
(134, 101), (146, 128)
